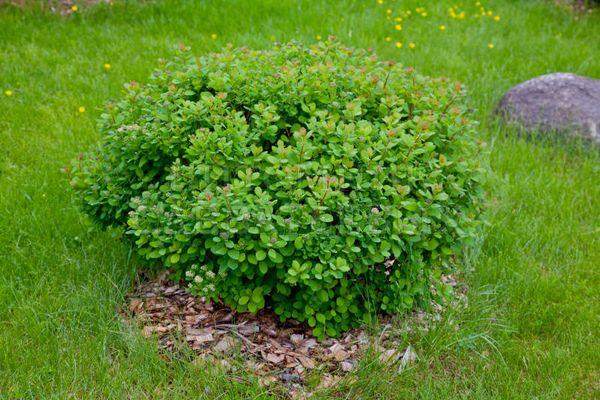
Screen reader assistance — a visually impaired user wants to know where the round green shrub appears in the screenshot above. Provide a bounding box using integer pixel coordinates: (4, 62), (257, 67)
(70, 40), (484, 338)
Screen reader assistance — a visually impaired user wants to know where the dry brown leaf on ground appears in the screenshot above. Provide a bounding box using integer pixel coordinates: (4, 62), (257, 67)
(142, 325), (169, 337)
(378, 348), (402, 364)
(265, 352), (286, 365)
(213, 336), (237, 353)
(340, 360), (355, 372)
(398, 345), (418, 373)
(186, 331), (214, 344)
(296, 355), (316, 369)
(317, 373), (341, 390)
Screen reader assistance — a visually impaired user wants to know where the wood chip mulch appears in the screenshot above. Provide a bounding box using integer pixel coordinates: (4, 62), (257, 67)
(122, 271), (461, 393)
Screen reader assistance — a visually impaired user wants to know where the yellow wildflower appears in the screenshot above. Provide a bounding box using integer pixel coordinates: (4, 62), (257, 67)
(386, 9), (392, 14)
(408, 42), (416, 49)
(494, 15), (500, 21)
(394, 24), (402, 31)
(71, 4), (78, 12)
(4, 89), (13, 97)
(488, 43), (495, 49)
(211, 33), (217, 40)
(316, 35), (322, 40)
(377, 0), (383, 4)
(78, 106), (86, 113)
(395, 41), (403, 48)
(439, 25), (446, 31)
(394, 16), (402, 22)
(104, 63), (111, 71)
(385, 36), (392, 42)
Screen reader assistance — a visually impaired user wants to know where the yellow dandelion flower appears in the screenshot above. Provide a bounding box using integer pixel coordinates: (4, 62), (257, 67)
(476, 1), (481, 6)
(488, 43), (495, 49)
(394, 24), (402, 31)
(439, 24), (446, 31)
(4, 89), (13, 97)
(78, 106), (86, 113)
(487, 10), (492, 16)
(421, 12), (428, 17)
(316, 35), (322, 40)
(395, 41), (403, 48)
(385, 36), (392, 42)
(394, 16), (402, 22)
(71, 4), (78, 12)
(104, 63), (111, 71)
(494, 15), (500, 21)
(377, 0), (383, 4)
(408, 42), (416, 49)
(211, 33), (217, 40)
(386, 9), (392, 14)
(459, 11), (466, 19)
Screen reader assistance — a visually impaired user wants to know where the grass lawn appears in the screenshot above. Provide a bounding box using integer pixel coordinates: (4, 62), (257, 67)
(1, 0), (599, 398)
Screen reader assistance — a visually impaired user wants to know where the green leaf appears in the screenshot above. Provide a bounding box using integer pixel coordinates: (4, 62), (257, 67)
(435, 192), (449, 201)
(211, 243), (227, 256)
(320, 213), (334, 223)
(424, 239), (439, 251)
(252, 287), (263, 302)
(268, 249), (283, 263)
(316, 313), (326, 324)
(402, 201), (418, 211)
(227, 249), (240, 260)
(255, 250), (266, 261)
(259, 263), (268, 274)
(335, 257), (349, 272)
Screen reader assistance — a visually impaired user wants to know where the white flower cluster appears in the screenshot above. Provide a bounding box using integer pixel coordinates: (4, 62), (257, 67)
(186, 264), (217, 297)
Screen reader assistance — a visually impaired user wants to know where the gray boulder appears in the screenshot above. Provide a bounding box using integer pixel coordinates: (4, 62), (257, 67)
(497, 73), (600, 144)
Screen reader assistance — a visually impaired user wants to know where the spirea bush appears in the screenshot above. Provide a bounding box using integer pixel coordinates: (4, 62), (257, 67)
(70, 40), (484, 338)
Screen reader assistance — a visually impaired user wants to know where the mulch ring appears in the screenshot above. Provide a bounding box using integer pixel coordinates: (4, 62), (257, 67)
(123, 271), (460, 393)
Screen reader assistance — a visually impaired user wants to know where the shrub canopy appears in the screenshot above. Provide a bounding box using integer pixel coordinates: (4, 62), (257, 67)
(71, 40), (483, 338)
